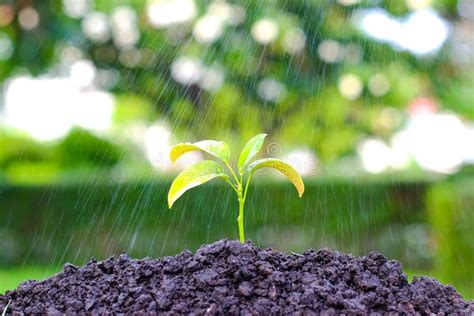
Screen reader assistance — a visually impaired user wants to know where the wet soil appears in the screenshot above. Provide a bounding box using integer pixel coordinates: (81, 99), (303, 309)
(1, 239), (473, 314)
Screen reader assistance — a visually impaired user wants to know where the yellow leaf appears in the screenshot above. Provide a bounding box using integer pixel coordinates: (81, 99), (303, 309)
(168, 160), (228, 208)
(170, 140), (230, 163)
(248, 158), (304, 197)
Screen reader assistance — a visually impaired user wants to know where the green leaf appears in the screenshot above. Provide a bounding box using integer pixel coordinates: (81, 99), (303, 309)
(168, 160), (228, 208)
(248, 158), (305, 197)
(170, 140), (230, 163)
(238, 133), (267, 174)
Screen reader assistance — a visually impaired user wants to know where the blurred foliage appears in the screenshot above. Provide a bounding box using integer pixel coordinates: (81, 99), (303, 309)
(0, 128), (126, 183)
(427, 177), (474, 295)
(0, 133), (50, 168)
(0, 179), (429, 266)
(0, 0), (472, 169)
(58, 128), (124, 167)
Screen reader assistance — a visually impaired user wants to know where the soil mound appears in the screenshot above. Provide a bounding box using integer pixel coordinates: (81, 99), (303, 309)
(1, 239), (472, 314)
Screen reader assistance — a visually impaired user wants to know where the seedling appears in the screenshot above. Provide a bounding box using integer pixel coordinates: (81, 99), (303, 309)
(168, 134), (304, 243)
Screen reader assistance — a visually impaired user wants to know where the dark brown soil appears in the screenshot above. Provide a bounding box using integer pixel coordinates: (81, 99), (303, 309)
(1, 239), (472, 314)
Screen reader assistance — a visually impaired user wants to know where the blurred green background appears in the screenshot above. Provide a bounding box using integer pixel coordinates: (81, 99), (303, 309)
(0, 0), (473, 297)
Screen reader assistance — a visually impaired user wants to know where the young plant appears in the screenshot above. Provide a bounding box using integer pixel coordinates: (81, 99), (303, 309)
(167, 134), (304, 243)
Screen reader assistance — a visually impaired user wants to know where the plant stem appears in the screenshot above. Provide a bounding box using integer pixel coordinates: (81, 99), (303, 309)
(223, 160), (246, 243)
(237, 190), (245, 243)
(224, 160), (240, 184)
(224, 178), (239, 194)
(243, 174), (252, 201)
